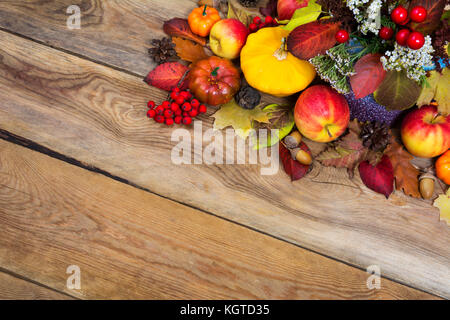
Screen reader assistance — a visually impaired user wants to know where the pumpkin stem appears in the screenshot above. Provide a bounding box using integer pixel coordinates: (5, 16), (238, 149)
(202, 5), (207, 16)
(273, 37), (288, 61)
(211, 67), (219, 77)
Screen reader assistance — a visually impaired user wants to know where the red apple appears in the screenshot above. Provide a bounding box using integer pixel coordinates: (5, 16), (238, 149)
(294, 85), (350, 143)
(401, 105), (450, 158)
(277, 0), (309, 21)
(210, 19), (249, 60)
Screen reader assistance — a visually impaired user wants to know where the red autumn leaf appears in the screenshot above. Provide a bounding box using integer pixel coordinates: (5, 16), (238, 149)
(358, 155), (394, 198)
(408, 0), (445, 35)
(287, 21), (340, 60)
(350, 53), (386, 99)
(280, 142), (311, 181)
(144, 62), (189, 91)
(163, 18), (207, 46)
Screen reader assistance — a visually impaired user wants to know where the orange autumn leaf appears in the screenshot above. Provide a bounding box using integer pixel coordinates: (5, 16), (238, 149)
(384, 134), (421, 198)
(172, 37), (210, 63)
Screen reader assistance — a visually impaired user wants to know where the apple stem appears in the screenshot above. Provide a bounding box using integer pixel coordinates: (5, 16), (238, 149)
(431, 112), (441, 123)
(211, 67), (219, 77)
(325, 125), (333, 138)
(202, 5), (207, 16)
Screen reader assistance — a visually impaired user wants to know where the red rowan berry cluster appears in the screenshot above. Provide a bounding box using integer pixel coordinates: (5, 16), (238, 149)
(146, 88), (207, 126)
(248, 16), (278, 33)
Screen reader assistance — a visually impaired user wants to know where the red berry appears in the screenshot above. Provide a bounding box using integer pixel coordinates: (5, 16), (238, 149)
(182, 117), (192, 125)
(174, 109), (182, 116)
(199, 104), (207, 113)
(155, 106), (164, 115)
(253, 16), (261, 25)
(410, 6), (427, 23)
(172, 87), (180, 93)
(183, 112), (189, 117)
(407, 31), (425, 50)
(154, 115), (165, 123)
(164, 109), (173, 118)
(181, 102), (192, 111)
(170, 102), (180, 112)
(146, 109), (156, 118)
(175, 97), (185, 105)
(189, 109), (198, 117)
(174, 116), (182, 124)
(180, 91), (191, 100)
(335, 30), (349, 43)
(379, 26), (394, 40)
(391, 6), (408, 24)
(265, 16), (273, 24)
(258, 22), (266, 29)
(147, 101), (155, 109)
(191, 99), (200, 108)
(162, 100), (170, 108)
(249, 23), (258, 32)
(395, 29), (411, 46)
(170, 92), (179, 100)
(165, 118), (174, 126)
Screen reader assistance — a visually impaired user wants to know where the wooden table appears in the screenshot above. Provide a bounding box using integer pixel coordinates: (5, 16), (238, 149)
(0, 0), (447, 300)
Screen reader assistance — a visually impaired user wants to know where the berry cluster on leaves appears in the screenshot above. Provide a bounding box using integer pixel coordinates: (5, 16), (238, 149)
(248, 15), (278, 33)
(146, 87), (207, 126)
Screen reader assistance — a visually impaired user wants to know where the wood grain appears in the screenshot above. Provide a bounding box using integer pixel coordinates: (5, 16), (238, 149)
(0, 0), (200, 75)
(0, 31), (448, 298)
(0, 271), (74, 300)
(1, 140), (437, 299)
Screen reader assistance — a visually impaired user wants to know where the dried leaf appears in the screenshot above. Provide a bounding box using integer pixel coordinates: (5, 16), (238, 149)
(260, 0), (277, 17)
(434, 189), (450, 226)
(212, 99), (270, 139)
(280, 142), (311, 181)
(373, 70), (422, 111)
(287, 21), (340, 60)
(350, 53), (386, 99)
(144, 62), (189, 91)
(281, 0), (322, 31)
(359, 155), (394, 198)
(384, 135), (421, 198)
(317, 120), (380, 177)
(172, 37), (210, 63)
(228, 0), (252, 26)
(163, 18), (207, 46)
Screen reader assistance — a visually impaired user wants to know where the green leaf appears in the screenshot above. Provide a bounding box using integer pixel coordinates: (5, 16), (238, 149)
(281, 0), (322, 31)
(250, 104), (295, 150)
(373, 70), (422, 111)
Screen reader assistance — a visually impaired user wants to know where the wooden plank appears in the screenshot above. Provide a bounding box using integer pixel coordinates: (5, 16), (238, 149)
(0, 31), (448, 298)
(0, 0), (199, 76)
(0, 140), (438, 300)
(0, 271), (74, 300)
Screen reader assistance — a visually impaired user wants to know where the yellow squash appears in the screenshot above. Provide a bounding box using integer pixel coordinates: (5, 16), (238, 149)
(240, 27), (316, 97)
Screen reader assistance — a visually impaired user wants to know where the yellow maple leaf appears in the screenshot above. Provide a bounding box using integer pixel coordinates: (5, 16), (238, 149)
(417, 69), (450, 116)
(212, 99), (270, 139)
(434, 189), (450, 226)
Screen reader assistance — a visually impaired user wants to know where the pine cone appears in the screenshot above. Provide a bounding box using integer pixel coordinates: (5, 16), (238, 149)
(148, 37), (178, 65)
(239, 0), (258, 7)
(360, 122), (390, 152)
(235, 85), (261, 109)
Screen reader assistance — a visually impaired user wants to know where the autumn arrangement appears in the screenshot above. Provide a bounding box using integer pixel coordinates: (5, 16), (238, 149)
(144, 0), (450, 224)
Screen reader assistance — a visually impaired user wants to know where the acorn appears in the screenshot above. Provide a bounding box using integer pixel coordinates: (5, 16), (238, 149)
(290, 147), (312, 165)
(419, 172), (435, 200)
(284, 131), (302, 149)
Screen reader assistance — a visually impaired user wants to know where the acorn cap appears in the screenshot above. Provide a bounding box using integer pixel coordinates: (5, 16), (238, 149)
(419, 172), (436, 181)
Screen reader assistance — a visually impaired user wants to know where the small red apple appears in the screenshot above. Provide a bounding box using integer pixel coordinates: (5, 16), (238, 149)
(401, 105), (450, 158)
(210, 19), (249, 60)
(294, 85), (350, 143)
(277, 0), (309, 21)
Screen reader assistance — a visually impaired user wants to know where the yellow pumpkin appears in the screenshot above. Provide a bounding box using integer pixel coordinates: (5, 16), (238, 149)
(240, 27), (316, 97)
